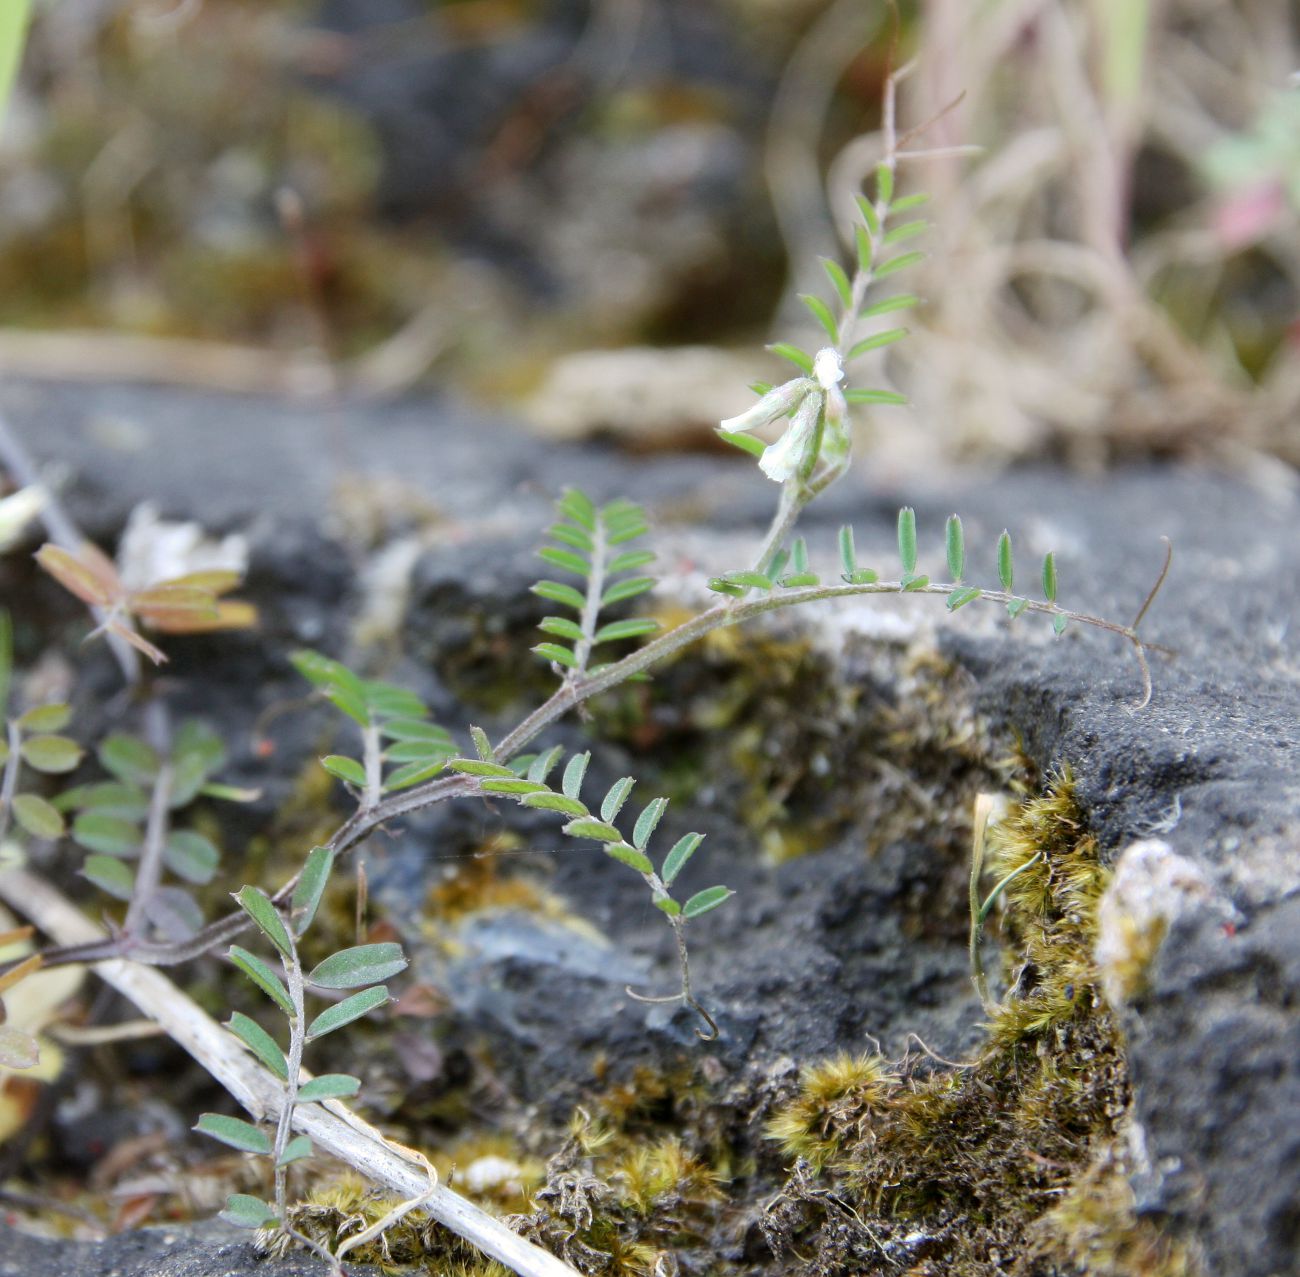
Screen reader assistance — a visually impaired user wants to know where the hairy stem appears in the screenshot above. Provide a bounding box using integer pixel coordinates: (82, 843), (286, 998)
(122, 761), (172, 937)
(273, 929), (306, 1222)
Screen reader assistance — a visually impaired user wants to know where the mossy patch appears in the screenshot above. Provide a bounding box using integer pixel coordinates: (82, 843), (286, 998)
(762, 772), (1198, 1276)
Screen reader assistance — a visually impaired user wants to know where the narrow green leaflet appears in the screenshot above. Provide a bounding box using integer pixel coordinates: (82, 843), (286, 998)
(998, 531), (1014, 591)
(532, 580), (587, 611)
(946, 515), (965, 581)
(593, 618), (659, 643)
(600, 577), (654, 606)
(605, 843), (654, 874)
(448, 758), (514, 778)
(306, 986), (389, 1041)
(844, 389), (907, 405)
(362, 681), (428, 720)
(799, 293), (839, 342)
(601, 777), (635, 823)
(228, 945), (293, 1015)
(16, 703), (70, 733)
(220, 1195), (277, 1229)
(538, 616), (584, 641)
(820, 256), (853, 306)
(718, 428), (768, 458)
(290, 650), (370, 726)
(12, 793), (64, 839)
(1042, 552), (1058, 603)
(633, 797), (668, 850)
(897, 507), (918, 577)
(767, 342), (814, 374)
(527, 746), (564, 784)
(99, 734), (159, 787)
(521, 791), (587, 816)
(683, 885), (733, 918)
(291, 845), (335, 935)
(384, 759), (446, 791)
(534, 642), (578, 668)
(847, 328), (908, 359)
(307, 942), (407, 990)
(662, 833), (703, 886)
(277, 1135), (314, 1166)
(163, 830), (220, 884)
(297, 1073), (361, 1103)
(538, 546), (589, 576)
(858, 293), (919, 319)
(875, 250), (925, 280)
(72, 813), (140, 857)
(194, 1114), (272, 1155)
(234, 885), (292, 956)
(1007, 597), (1030, 619)
(1054, 613), (1069, 635)
(227, 1012), (287, 1079)
(561, 752), (589, 799)
(563, 819), (623, 844)
(947, 587), (983, 611)
(81, 854), (135, 901)
(321, 755), (367, 787)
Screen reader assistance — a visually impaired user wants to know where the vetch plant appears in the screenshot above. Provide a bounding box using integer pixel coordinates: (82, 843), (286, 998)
(0, 58), (1173, 1277)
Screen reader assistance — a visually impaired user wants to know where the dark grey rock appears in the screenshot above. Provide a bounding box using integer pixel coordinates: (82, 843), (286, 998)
(3, 380), (1297, 1276)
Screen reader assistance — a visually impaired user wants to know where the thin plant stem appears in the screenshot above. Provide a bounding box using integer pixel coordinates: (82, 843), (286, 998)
(569, 508), (608, 679)
(122, 761), (172, 937)
(0, 720), (20, 851)
(273, 927), (307, 1222)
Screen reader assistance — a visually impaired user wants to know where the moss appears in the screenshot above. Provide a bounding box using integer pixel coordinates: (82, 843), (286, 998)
(762, 772), (1196, 1277)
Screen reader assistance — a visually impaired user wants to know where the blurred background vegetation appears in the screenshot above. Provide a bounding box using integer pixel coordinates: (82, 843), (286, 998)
(0, 0), (1296, 473)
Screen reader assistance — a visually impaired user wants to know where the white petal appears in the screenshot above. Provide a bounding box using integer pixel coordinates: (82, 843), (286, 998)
(719, 377), (809, 433)
(813, 348), (844, 390)
(758, 393), (821, 482)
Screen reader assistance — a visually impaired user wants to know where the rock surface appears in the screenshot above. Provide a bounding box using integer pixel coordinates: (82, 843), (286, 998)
(2, 378), (1297, 1276)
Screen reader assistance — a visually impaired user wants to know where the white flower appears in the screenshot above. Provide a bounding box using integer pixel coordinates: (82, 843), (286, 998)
(718, 348), (852, 484)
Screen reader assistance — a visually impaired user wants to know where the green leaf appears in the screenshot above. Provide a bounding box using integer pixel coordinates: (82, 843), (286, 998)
(533, 642), (579, 669)
(607, 521), (648, 547)
(718, 428), (768, 459)
(291, 846), (335, 935)
(858, 293), (920, 319)
(81, 854), (135, 900)
(767, 342), (814, 374)
(883, 219), (928, 246)
(227, 1012), (287, 1080)
(838, 525), (857, 576)
(563, 818), (623, 843)
(479, 778), (548, 796)
(844, 388), (907, 405)
(321, 755), (367, 787)
(897, 507), (918, 576)
(538, 546), (589, 577)
(164, 830), (220, 884)
(601, 777), (635, 823)
(855, 193), (879, 237)
(380, 720), (452, 744)
(99, 734), (159, 787)
(706, 578), (746, 597)
(228, 945), (293, 1015)
(633, 797), (668, 850)
(549, 522), (593, 551)
(277, 1135), (313, 1166)
(997, 531), (1014, 591)
(16, 703), (70, 733)
(779, 573), (820, 588)
(194, 1114), (272, 1156)
(538, 616), (584, 642)
(383, 759), (446, 790)
(662, 833), (704, 886)
(1007, 598), (1029, 619)
(902, 575), (931, 592)
(521, 791), (587, 815)
(890, 192), (930, 213)
(220, 1195), (278, 1229)
(600, 577), (655, 606)
(173, 719), (226, 780)
(1042, 552), (1058, 603)
(297, 1073), (361, 1103)
(608, 549), (655, 574)
(854, 223), (874, 272)
(361, 682), (428, 720)
(72, 812), (139, 857)
(306, 986), (389, 1041)
(842, 569), (879, 585)
(447, 758), (515, 778)
(526, 746), (564, 784)
(290, 651), (370, 726)
(1053, 613), (1068, 636)
(654, 897), (682, 917)
(56, 782), (148, 818)
(471, 726), (493, 763)
(846, 328), (908, 359)
(799, 293), (839, 342)
(791, 537), (809, 574)
(234, 886), (292, 956)
(875, 162), (894, 204)
(593, 618), (659, 644)
(605, 842), (654, 874)
(12, 793), (65, 839)
(683, 885), (733, 918)
(947, 586), (983, 611)
(722, 571), (773, 591)
(308, 942), (407, 989)
(820, 257), (853, 306)
(875, 250), (925, 279)
(532, 580), (586, 611)
(558, 489), (597, 531)
(199, 782), (262, 804)
(561, 752), (589, 799)
(946, 515), (965, 581)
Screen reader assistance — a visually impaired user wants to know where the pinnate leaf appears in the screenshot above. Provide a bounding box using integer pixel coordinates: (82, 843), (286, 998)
(306, 986), (389, 1041)
(308, 942), (407, 990)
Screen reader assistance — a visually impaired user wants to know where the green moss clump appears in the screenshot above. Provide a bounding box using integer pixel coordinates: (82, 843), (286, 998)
(762, 772), (1198, 1276)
